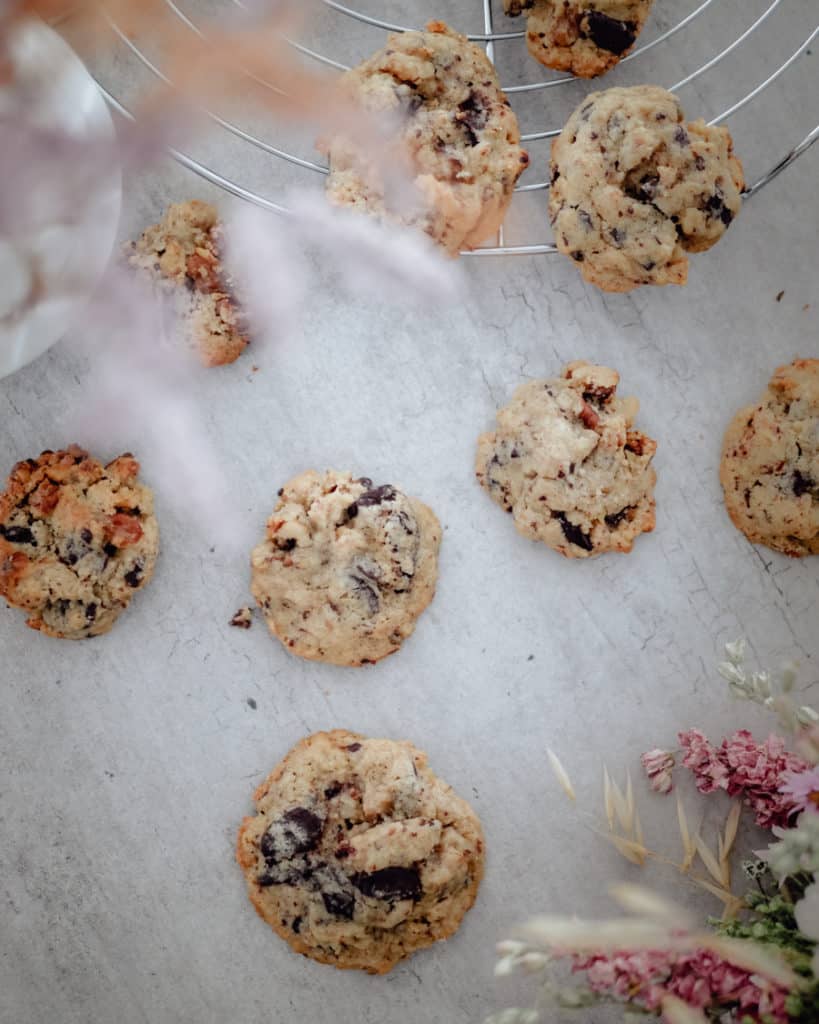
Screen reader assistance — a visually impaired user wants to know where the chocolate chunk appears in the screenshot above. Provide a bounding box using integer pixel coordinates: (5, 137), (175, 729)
(356, 477), (373, 488)
(674, 127), (690, 146)
(85, 603), (97, 622)
(357, 485), (396, 507)
(124, 565), (143, 588)
(350, 571), (380, 614)
(345, 503), (359, 520)
(637, 174), (659, 200)
(457, 93), (488, 146)
(292, 916), (302, 933)
(705, 193), (729, 222)
(694, 155), (706, 171)
(345, 743), (362, 753)
(605, 507), (633, 529)
(352, 866), (422, 902)
(275, 537), (297, 552)
(322, 890), (355, 920)
(610, 227), (626, 246)
(571, 251), (584, 262)
(324, 782), (343, 799)
(0, 525), (34, 544)
(80, 528), (93, 544)
(553, 511), (594, 552)
(793, 470), (815, 497)
(578, 209), (593, 231)
(582, 386), (615, 406)
(260, 807), (324, 863)
(103, 543), (118, 557)
(582, 12), (636, 55)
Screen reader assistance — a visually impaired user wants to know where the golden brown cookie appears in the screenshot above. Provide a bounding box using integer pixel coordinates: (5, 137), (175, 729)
(549, 86), (744, 292)
(720, 359), (819, 556)
(319, 21), (528, 256)
(127, 200), (249, 367)
(504, 0), (655, 78)
(0, 446), (159, 638)
(236, 730), (484, 973)
(250, 471), (440, 666)
(476, 362), (657, 557)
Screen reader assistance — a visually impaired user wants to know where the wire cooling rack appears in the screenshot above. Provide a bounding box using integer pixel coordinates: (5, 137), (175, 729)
(74, 0), (818, 256)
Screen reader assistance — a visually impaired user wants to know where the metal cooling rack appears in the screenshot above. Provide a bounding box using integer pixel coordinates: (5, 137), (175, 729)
(81, 0), (818, 256)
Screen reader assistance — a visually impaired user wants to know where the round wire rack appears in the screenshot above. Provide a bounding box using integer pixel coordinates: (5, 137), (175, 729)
(70, 0), (819, 256)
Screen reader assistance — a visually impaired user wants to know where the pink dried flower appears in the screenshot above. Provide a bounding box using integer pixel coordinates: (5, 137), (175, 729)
(641, 748), (676, 794)
(781, 766), (819, 815)
(669, 950), (788, 1021)
(573, 948), (789, 1023)
(575, 949), (674, 1011)
(678, 728), (808, 829)
(678, 729), (728, 794)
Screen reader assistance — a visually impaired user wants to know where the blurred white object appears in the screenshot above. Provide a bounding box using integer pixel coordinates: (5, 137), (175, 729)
(0, 19), (121, 379)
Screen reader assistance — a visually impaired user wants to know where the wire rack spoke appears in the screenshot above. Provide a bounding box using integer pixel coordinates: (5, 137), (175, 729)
(81, 0), (817, 257)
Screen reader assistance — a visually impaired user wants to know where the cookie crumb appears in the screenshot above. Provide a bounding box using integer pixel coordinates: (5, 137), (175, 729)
(230, 606), (253, 629)
(246, 697), (257, 710)
(776, 290), (785, 302)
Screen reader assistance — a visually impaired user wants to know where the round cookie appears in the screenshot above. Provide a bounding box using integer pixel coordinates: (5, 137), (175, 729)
(504, 0), (655, 78)
(549, 86), (744, 292)
(127, 200), (249, 367)
(250, 470), (440, 666)
(476, 362), (657, 557)
(236, 729), (485, 974)
(720, 359), (819, 557)
(0, 446), (159, 638)
(319, 20), (529, 257)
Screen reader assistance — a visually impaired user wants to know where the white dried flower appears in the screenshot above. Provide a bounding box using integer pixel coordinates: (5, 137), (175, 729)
(485, 1011), (539, 1024)
(724, 637), (746, 665)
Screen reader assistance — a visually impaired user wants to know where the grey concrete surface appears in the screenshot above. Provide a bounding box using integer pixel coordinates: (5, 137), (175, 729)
(1, 2), (817, 1023)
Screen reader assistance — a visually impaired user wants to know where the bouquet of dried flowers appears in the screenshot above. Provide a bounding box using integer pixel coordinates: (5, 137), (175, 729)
(491, 641), (819, 1024)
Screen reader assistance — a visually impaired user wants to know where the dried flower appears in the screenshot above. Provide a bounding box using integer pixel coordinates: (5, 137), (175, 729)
(761, 815), (819, 879)
(678, 729), (728, 794)
(642, 748), (676, 794)
(679, 729), (808, 829)
(793, 883), (819, 977)
(781, 767), (819, 816)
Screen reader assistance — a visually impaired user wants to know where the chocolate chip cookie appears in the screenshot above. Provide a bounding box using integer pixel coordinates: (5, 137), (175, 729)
(549, 86), (744, 292)
(504, 0), (654, 78)
(127, 200), (249, 367)
(236, 730), (484, 973)
(250, 471), (440, 666)
(319, 20), (529, 256)
(476, 362), (657, 557)
(720, 359), (819, 557)
(0, 446), (159, 638)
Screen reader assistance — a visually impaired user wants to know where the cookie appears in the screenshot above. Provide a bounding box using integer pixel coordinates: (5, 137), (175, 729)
(476, 362), (657, 557)
(549, 86), (744, 292)
(504, 0), (654, 78)
(0, 446), (159, 638)
(250, 471), (440, 666)
(127, 200), (249, 367)
(720, 359), (819, 557)
(236, 730), (484, 973)
(319, 21), (529, 257)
